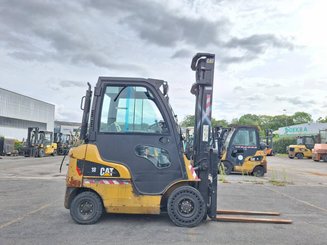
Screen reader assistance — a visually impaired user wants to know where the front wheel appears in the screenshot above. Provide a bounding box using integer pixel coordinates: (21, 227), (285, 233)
(167, 186), (206, 227)
(38, 149), (45, 157)
(252, 166), (265, 177)
(322, 155), (327, 162)
(70, 191), (104, 224)
(296, 153), (304, 159)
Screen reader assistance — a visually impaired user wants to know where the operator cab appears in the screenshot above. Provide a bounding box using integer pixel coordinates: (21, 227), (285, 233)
(87, 78), (185, 194)
(296, 136), (315, 150)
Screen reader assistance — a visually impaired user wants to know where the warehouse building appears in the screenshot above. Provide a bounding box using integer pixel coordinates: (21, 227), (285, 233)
(0, 87), (55, 140)
(54, 120), (81, 135)
(277, 122), (327, 139)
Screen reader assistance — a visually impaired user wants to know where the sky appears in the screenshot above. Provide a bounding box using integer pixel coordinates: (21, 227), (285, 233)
(0, 0), (327, 123)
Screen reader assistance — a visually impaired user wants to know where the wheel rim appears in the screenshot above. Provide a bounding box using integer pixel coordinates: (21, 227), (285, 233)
(177, 198), (195, 217)
(255, 168), (263, 176)
(78, 200), (95, 219)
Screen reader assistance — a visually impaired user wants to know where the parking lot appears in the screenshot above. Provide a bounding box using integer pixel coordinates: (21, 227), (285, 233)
(0, 155), (326, 245)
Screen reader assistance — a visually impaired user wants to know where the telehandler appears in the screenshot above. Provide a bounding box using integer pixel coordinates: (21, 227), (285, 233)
(219, 126), (267, 176)
(64, 53), (291, 227)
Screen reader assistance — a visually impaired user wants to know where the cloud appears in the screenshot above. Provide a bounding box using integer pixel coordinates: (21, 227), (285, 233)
(233, 86), (246, 92)
(225, 34), (294, 53)
(0, 0), (145, 72)
(244, 94), (264, 101)
(59, 80), (85, 88)
(275, 96), (316, 106)
(0, 0), (295, 68)
(171, 49), (193, 59)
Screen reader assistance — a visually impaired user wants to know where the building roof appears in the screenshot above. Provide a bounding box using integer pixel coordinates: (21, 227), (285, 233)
(55, 120), (81, 127)
(0, 87), (55, 107)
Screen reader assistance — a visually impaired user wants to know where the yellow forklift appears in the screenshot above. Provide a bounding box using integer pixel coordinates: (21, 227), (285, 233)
(54, 132), (72, 155)
(63, 53), (291, 226)
(219, 126), (267, 177)
(23, 127), (57, 157)
(288, 136), (315, 159)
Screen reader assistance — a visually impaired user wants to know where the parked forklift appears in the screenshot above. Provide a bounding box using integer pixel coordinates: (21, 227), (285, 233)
(288, 136), (315, 159)
(219, 126), (267, 177)
(54, 132), (72, 155)
(23, 127), (57, 157)
(64, 53), (217, 227)
(63, 53), (291, 227)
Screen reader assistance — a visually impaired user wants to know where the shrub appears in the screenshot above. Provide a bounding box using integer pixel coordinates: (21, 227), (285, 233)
(273, 137), (296, 153)
(14, 141), (24, 151)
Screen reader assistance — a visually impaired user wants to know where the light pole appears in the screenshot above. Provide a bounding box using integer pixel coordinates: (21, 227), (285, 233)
(283, 109), (287, 127)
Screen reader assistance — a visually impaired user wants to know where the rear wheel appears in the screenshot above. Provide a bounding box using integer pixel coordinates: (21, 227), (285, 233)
(288, 156), (294, 159)
(167, 186), (206, 227)
(70, 191), (104, 224)
(252, 166), (265, 177)
(322, 155), (327, 162)
(296, 153), (304, 159)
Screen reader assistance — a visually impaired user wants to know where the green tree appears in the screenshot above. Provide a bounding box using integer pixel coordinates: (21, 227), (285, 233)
(180, 115), (195, 127)
(238, 114), (261, 126)
(292, 112), (313, 125)
(317, 116), (327, 123)
(212, 119), (228, 128)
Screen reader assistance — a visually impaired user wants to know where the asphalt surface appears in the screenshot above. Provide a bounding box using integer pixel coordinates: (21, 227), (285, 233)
(0, 155), (327, 245)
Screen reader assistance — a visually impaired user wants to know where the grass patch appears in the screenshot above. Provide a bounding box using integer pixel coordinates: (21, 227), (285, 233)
(269, 179), (287, 186)
(269, 169), (293, 186)
(218, 163), (230, 183)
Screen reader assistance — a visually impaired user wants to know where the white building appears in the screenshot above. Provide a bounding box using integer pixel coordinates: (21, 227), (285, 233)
(54, 121), (81, 135)
(0, 88), (55, 140)
(277, 122), (327, 139)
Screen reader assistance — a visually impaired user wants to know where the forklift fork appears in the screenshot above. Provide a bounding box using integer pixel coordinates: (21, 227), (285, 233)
(214, 209), (292, 224)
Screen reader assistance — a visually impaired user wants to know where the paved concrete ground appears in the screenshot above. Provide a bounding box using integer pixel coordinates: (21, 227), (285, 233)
(0, 155), (326, 245)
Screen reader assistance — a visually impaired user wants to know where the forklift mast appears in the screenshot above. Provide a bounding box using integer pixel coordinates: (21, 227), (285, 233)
(27, 127), (39, 147)
(265, 129), (273, 148)
(190, 53), (217, 219)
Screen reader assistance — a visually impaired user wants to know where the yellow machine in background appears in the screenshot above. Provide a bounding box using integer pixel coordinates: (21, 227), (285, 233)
(22, 127), (57, 157)
(288, 136), (315, 159)
(219, 126), (267, 177)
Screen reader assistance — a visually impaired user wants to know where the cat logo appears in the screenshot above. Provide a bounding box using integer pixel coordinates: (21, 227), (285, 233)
(100, 167), (114, 177)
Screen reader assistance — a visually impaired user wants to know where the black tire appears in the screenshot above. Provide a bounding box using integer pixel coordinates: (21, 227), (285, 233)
(322, 155), (327, 162)
(70, 191), (104, 225)
(38, 149), (45, 158)
(252, 165), (265, 177)
(296, 153), (304, 159)
(220, 161), (233, 175)
(289, 156), (294, 159)
(52, 150), (57, 156)
(167, 186), (206, 227)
